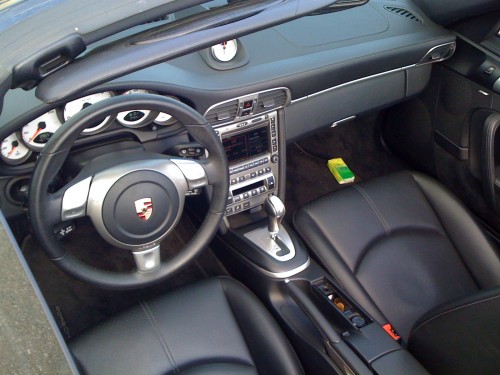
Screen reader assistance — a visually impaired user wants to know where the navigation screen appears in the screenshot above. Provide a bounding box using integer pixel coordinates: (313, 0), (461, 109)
(223, 126), (269, 165)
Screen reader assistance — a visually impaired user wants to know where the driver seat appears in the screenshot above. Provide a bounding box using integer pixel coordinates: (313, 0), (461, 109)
(69, 277), (304, 375)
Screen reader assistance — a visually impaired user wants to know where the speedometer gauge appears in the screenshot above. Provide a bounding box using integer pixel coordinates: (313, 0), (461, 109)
(1, 133), (31, 165)
(116, 89), (155, 128)
(64, 92), (114, 134)
(21, 109), (62, 151)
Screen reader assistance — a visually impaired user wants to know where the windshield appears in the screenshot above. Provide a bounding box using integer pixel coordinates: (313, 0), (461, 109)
(0, 0), (66, 32)
(0, 0), (232, 34)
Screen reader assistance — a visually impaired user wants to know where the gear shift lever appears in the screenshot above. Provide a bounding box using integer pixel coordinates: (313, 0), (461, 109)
(264, 195), (285, 240)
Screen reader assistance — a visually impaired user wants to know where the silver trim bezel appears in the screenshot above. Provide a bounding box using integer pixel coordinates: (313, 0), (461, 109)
(204, 87), (291, 127)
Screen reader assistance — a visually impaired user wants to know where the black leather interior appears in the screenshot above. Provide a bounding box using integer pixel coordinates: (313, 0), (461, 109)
(293, 171), (500, 373)
(408, 286), (500, 375)
(70, 277), (304, 375)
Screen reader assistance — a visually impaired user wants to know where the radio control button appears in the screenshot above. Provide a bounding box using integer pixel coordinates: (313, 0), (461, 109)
(271, 155), (279, 163)
(272, 145), (278, 152)
(264, 157), (269, 163)
(250, 172), (257, 178)
(265, 167), (271, 173)
(227, 196), (233, 204)
(266, 176), (276, 190)
(243, 202), (251, 209)
(231, 178), (237, 185)
(249, 162), (255, 168)
(259, 187), (266, 193)
(252, 189), (258, 196)
(239, 176), (245, 182)
(271, 131), (276, 137)
(226, 207), (233, 215)
(258, 170), (264, 176)
(243, 192), (250, 199)
(235, 204), (242, 212)
(234, 196), (242, 203)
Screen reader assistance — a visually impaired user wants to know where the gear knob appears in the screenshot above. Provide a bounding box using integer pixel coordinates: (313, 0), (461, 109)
(264, 195), (285, 239)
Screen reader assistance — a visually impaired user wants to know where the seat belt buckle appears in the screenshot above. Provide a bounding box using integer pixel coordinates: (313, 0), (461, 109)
(383, 324), (401, 342)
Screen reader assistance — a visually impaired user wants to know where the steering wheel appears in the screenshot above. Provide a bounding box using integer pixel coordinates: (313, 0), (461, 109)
(29, 94), (228, 289)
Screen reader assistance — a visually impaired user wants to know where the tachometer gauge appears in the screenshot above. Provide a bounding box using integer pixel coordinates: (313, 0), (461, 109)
(211, 40), (238, 62)
(64, 92), (114, 134)
(1, 133), (32, 165)
(116, 89), (155, 128)
(21, 109), (62, 151)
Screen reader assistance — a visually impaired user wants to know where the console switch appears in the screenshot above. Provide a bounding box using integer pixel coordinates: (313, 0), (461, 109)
(266, 176), (276, 191)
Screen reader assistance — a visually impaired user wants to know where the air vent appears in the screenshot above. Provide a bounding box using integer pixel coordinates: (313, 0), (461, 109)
(205, 99), (239, 124)
(384, 6), (422, 23)
(255, 89), (289, 114)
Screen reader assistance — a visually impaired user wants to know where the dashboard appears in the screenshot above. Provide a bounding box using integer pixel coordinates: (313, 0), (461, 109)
(1, 90), (179, 166)
(0, 0), (457, 220)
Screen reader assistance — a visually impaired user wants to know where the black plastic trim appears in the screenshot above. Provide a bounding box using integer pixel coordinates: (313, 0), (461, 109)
(35, 0), (343, 103)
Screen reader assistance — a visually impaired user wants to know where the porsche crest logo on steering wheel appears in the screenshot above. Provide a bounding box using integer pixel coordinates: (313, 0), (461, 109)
(134, 198), (153, 221)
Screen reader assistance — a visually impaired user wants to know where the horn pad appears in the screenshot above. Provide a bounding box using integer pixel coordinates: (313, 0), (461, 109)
(101, 171), (180, 245)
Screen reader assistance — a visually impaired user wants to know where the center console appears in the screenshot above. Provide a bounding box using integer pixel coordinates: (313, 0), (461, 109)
(205, 88), (310, 276)
(205, 88), (289, 218)
(215, 111), (279, 216)
(206, 88), (429, 375)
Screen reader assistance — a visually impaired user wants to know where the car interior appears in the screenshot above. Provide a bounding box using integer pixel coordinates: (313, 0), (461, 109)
(0, 0), (499, 374)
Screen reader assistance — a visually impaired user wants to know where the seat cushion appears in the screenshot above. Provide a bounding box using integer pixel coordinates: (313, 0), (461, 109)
(294, 171), (500, 341)
(70, 277), (303, 375)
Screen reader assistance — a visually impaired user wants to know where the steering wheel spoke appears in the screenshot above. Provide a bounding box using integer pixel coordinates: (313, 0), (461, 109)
(170, 158), (208, 190)
(132, 245), (161, 272)
(61, 176), (92, 221)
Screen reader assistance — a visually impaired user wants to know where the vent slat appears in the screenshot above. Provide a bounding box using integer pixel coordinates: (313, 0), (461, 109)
(384, 6), (422, 23)
(205, 99), (239, 124)
(255, 89), (288, 114)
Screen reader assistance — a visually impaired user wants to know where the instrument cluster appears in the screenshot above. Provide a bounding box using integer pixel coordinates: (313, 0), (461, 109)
(1, 89), (179, 165)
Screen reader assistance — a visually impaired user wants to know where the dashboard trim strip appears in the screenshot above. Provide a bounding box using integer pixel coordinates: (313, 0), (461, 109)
(290, 65), (417, 104)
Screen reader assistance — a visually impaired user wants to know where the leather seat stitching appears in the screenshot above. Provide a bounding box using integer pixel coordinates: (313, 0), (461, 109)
(293, 211), (346, 288)
(140, 301), (179, 374)
(410, 172), (483, 289)
(411, 294), (500, 335)
(353, 227), (447, 273)
(354, 185), (391, 236)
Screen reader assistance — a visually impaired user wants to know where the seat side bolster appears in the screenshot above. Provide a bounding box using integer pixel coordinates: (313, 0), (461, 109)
(218, 277), (305, 375)
(411, 171), (500, 288)
(408, 287), (500, 375)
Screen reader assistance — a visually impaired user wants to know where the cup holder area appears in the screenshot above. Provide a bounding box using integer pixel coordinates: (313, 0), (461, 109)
(311, 277), (372, 332)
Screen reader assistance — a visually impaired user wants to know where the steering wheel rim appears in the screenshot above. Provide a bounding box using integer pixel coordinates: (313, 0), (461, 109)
(29, 94), (228, 289)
